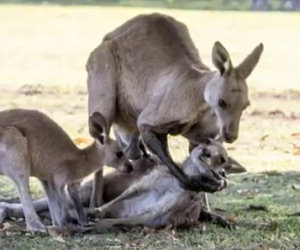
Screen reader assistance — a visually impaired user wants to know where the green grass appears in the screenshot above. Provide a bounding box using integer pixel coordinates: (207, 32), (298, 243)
(0, 5), (299, 249)
(1, 172), (299, 249)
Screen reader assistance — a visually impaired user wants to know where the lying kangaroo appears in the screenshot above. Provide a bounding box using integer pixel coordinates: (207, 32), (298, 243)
(0, 145), (246, 229)
(90, 140), (232, 231)
(87, 13), (263, 193)
(0, 109), (131, 233)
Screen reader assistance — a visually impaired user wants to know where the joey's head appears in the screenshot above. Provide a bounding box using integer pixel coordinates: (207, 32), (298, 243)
(89, 112), (133, 173)
(102, 138), (133, 173)
(204, 42), (263, 143)
(185, 139), (228, 191)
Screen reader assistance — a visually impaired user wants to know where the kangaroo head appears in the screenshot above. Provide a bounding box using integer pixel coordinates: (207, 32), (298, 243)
(89, 112), (133, 173)
(204, 42), (264, 143)
(102, 138), (133, 173)
(186, 139), (228, 177)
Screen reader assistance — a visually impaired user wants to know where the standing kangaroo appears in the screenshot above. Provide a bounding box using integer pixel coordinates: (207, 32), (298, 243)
(0, 109), (131, 233)
(87, 13), (263, 195)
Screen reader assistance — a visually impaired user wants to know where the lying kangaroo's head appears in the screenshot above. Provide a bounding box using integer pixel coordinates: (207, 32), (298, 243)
(188, 139), (227, 175)
(184, 139), (228, 191)
(89, 112), (133, 173)
(204, 42), (264, 143)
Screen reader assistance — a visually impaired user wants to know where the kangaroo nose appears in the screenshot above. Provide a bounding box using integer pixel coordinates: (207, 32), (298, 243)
(122, 162), (133, 173)
(224, 133), (237, 143)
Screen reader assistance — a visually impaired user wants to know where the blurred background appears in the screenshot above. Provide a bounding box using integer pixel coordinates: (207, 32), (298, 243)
(0, 1), (299, 248)
(0, 0), (300, 10)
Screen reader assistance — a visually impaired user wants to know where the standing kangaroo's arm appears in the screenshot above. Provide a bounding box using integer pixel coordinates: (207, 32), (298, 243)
(138, 122), (222, 193)
(136, 80), (223, 193)
(138, 122), (189, 185)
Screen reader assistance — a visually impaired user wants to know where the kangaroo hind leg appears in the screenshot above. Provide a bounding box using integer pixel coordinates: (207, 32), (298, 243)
(0, 127), (46, 233)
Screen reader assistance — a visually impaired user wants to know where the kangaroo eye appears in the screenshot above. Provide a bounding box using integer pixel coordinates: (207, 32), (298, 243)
(201, 148), (211, 158)
(116, 151), (124, 158)
(220, 156), (226, 164)
(218, 99), (227, 109)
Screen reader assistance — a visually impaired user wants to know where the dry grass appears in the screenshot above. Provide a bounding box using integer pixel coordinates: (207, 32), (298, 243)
(0, 5), (300, 92)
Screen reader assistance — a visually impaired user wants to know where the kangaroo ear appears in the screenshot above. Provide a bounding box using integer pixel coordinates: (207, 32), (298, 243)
(89, 112), (108, 145)
(224, 156), (247, 174)
(235, 43), (264, 79)
(212, 41), (233, 76)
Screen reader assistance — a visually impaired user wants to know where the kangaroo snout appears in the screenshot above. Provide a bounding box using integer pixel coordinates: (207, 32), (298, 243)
(121, 161), (134, 173)
(222, 120), (239, 143)
(224, 133), (236, 143)
(222, 127), (238, 143)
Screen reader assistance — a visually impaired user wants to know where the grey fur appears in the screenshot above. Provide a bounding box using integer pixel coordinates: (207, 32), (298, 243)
(0, 142), (246, 229)
(91, 140), (229, 230)
(86, 13), (263, 191)
(0, 109), (131, 232)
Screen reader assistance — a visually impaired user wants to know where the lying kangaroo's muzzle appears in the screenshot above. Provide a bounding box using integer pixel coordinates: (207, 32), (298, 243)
(194, 169), (227, 193)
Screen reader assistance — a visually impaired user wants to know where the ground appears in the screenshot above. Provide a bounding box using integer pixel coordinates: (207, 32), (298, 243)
(0, 4), (299, 249)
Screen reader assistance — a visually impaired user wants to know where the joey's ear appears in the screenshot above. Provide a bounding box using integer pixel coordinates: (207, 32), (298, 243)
(235, 43), (263, 79)
(89, 112), (108, 145)
(212, 41), (233, 76)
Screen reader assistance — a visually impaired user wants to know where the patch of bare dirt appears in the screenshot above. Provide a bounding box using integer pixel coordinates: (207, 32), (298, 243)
(245, 109), (300, 120)
(252, 90), (300, 100)
(18, 85), (87, 96)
